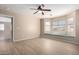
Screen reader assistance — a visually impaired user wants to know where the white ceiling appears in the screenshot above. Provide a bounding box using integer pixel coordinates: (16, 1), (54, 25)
(0, 4), (79, 18)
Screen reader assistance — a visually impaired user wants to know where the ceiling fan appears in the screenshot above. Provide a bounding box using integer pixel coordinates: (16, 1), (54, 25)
(30, 4), (51, 15)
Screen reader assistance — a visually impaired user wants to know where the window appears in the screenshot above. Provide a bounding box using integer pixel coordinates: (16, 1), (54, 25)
(44, 17), (76, 37)
(44, 19), (51, 33)
(51, 20), (66, 35)
(67, 18), (76, 36)
(0, 24), (4, 31)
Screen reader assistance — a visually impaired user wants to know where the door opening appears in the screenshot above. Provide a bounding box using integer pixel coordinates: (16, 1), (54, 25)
(0, 16), (13, 41)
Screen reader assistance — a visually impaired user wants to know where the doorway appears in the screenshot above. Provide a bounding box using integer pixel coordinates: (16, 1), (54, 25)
(0, 16), (13, 41)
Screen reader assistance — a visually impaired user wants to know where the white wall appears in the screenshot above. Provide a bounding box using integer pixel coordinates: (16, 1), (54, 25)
(75, 9), (79, 43)
(14, 14), (40, 41)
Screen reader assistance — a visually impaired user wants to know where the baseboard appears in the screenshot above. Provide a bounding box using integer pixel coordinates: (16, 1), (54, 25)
(41, 36), (79, 45)
(13, 37), (40, 42)
(65, 40), (79, 45)
(13, 37), (79, 45)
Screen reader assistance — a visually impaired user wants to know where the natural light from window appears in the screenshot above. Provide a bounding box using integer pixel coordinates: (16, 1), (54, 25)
(44, 17), (76, 37)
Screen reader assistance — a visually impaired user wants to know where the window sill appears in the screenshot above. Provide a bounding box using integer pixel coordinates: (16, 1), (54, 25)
(44, 33), (76, 38)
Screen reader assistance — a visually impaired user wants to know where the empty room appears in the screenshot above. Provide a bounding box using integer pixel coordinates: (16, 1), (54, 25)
(0, 4), (79, 55)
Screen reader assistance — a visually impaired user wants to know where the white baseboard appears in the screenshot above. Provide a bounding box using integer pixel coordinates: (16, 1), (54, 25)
(13, 37), (40, 42)
(65, 40), (79, 45)
(13, 37), (79, 45)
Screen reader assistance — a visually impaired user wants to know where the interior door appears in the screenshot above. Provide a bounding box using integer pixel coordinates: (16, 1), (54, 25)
(0, 16), (12, 41)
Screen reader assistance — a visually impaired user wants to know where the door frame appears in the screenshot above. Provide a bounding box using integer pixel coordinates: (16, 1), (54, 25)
(0, 14), (14, 41)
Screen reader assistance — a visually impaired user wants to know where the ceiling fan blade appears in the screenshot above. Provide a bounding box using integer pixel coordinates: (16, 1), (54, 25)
(30, 8), (37, 10)
(42, 12), (44, 15)
(33, 11), (39, 14)
(42, 9), (51, 11)
(41, 4), (45, 7)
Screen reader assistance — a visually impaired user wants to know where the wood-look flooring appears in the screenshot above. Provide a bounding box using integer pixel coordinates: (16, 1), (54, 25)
(0, 38), (79, 55)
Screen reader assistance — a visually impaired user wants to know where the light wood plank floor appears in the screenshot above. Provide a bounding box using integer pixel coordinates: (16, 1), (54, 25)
(0, 38), (79, 55)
